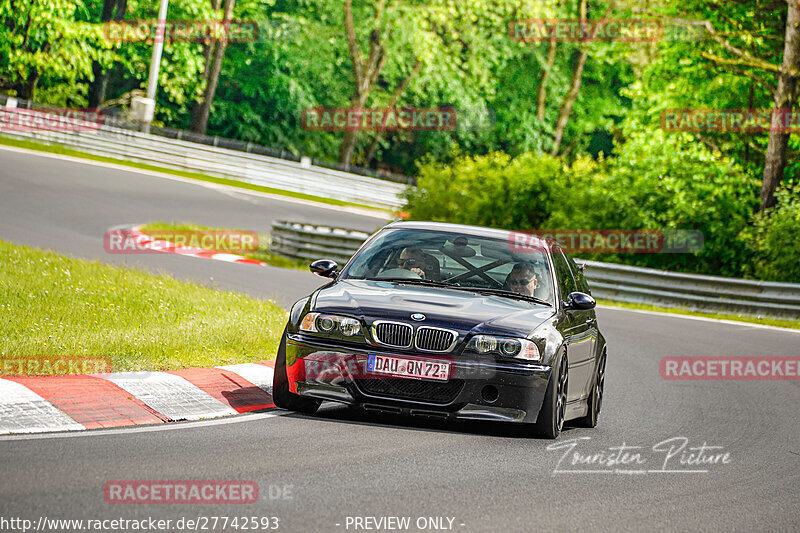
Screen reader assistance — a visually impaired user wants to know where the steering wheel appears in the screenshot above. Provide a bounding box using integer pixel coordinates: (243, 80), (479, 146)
(374, 267), (423, 280)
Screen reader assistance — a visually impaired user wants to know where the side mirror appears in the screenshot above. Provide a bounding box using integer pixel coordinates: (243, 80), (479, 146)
(310, 259), (339, 279)
(565, 291), (596, 311)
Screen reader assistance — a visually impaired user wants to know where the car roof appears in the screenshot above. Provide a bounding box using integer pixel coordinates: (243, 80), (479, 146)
(384, 220), (553, 251)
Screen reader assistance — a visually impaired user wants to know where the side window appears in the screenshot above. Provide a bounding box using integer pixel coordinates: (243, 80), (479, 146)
(551, 248), (577, 302)
(562, 250), (591, 294)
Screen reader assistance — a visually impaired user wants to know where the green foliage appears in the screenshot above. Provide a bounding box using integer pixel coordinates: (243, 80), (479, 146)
(567, 127), (758, 276)
(406, 127), (762, 278)
(636, 0), (795, 184)
(104, 0), (218, 125)
(0, 0), (108, 104)
(2, 0), (798, 283)
(208, 9), (343, 156)
(404, 151), (565, 229)
(742, 188), (800, 283)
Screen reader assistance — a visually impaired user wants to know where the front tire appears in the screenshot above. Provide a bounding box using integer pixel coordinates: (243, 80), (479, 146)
(533, 353), (568, 439)
(272, 327), (321, 415)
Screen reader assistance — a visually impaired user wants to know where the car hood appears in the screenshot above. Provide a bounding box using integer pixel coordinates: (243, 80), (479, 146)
(312, 279), (555, 338)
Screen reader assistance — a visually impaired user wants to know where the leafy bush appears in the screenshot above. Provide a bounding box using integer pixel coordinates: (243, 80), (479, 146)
(557, 129), (758, 276)
(404, 151), (566, 229)
(742, 188), (800, 283)
(405, 129), (764, 278)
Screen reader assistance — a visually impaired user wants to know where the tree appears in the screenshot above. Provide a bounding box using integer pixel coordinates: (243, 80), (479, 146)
(761, 1), (800, 210)
(339, 0), (388, 165)
(551, 0), (609, 155)
(88, 0), (127, 107)
(190, 0), (235, 134)
(536, 35), (558, 122)
(652, 0), (797, 211)
(363, 59), (421, 165)
(337, 0), (550, 166)
(0, 0), (106, 104)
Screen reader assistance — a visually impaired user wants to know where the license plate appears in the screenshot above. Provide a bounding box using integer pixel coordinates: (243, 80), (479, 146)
(366, 354), (450, 381)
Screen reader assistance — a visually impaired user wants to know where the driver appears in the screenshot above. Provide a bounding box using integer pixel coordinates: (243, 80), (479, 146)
(397, 247), (427, 279)
(506, 263), (539, 296)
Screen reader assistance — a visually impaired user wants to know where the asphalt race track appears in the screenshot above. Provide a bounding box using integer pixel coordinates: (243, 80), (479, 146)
(1, 147), (799, 532)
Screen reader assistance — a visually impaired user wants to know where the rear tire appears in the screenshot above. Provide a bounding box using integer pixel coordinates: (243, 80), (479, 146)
(272, 327), (321, 415)
(575, 349), (606, 428)
(533, 353), (568, 439)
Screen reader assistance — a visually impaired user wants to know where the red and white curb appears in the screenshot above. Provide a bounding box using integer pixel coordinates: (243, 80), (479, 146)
(0, 361), (275, 435)
(120, 225), (266, 266)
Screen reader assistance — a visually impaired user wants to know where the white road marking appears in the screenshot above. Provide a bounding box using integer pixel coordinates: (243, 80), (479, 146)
(209, 253), (248, 263)
(100, 371), (237, 421)
(217, 363), (275, 394)
(0, 410), (289, 441)
(215, 188), (262, 205)
(0, 379), (85, 434)
(598, 305), (800, 334)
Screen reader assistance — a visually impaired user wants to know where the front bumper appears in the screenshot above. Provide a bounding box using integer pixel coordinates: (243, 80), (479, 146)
(285, 333), (552, 424)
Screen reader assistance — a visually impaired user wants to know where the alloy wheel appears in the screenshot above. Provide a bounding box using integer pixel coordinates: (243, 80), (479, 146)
(556, 356), (568, 432)
(595, 352), (606, 416)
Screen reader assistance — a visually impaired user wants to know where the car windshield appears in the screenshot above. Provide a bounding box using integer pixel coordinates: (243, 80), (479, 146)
(340, 228), (554, 305)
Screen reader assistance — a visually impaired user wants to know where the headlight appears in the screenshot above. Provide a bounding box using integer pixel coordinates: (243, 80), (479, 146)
(300, 313), (362, 338)
(467, 335), (540, 361)
(339, 317), (361, 337)
(500, 339), (521, 356)
(474, 335), (497, 353)
(318, 316), (335, 332)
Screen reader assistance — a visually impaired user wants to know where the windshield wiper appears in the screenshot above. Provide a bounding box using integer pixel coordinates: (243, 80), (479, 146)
(363, 277), (454, 288)
(456, 287), (552, 307)
(363, 278), (552, 306)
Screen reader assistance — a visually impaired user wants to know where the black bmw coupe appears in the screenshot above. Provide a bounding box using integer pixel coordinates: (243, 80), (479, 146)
(272, 221), (607, 438)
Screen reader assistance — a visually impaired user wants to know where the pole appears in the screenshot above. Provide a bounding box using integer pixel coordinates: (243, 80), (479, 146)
(141, 0), (170, 133)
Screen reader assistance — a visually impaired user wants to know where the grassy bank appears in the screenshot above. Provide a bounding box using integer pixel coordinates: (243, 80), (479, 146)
(0, 240), (288, 371)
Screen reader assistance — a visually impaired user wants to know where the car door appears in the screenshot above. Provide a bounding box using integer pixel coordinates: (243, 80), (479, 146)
(564, 251), (598, 356)
(552, 248), (594, 402)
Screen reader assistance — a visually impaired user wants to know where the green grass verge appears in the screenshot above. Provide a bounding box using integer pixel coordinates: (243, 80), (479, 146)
(0, 134), (392, 213)
(138, 221), (309, 270)
(0, 239), (288, 371)
(596, 298), (800, 330)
